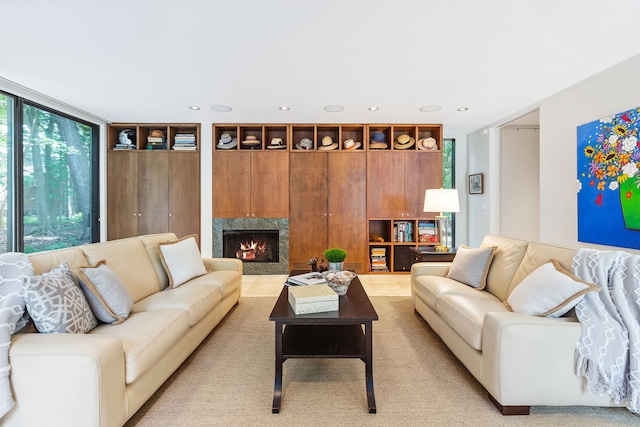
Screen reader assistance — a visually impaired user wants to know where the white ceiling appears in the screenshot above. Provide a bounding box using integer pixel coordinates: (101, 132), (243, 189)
(1, 0), (639, 136)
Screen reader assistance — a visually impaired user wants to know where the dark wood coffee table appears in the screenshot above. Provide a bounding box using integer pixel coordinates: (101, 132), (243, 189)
(269, 272), (378, 413)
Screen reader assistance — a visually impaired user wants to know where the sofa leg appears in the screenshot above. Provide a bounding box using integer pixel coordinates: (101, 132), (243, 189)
(487, 393), (530, 415)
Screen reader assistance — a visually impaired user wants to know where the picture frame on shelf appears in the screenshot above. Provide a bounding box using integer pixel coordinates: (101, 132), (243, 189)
(468, 173), (483, 194)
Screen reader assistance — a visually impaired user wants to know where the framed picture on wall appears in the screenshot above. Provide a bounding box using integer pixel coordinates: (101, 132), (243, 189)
(468, 173), (484, 194)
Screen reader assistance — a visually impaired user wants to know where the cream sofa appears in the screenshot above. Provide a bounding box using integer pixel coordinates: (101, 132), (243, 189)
(411, 235), (624, 415)
(3, 233), (242, 427)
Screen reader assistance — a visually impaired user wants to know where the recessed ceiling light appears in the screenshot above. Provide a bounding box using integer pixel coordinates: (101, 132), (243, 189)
(210, 104), (233, 112)
(188, 106), (200, 110)
(457, 107), (469, 112)
(279, 106), (290, 111)
(368, 106), (379, 111)
(419, 105), (442, 113)
(323, 105), (344, 112)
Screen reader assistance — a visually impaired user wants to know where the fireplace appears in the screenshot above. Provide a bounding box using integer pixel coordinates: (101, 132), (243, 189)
(213, 217), (289, 275)
(223, 230), (279, 262)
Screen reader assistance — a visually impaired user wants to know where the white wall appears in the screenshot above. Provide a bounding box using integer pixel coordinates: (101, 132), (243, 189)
(500, 127), (539, 241)
(468, 53), (640, 253)
(465, 128), (494, 246)
(537, 53), (640, 252)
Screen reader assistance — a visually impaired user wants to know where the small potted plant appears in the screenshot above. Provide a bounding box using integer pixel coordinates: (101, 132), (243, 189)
(323, 248), (347, 271)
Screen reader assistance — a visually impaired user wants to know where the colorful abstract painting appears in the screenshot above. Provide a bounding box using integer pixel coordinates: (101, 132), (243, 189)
(577, 107), (640, 249)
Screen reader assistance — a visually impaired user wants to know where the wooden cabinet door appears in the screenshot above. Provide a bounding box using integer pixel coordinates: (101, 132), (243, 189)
(169, 152), (200, 239)
(213, 151), (251, 217)
(289, 152), (328, 270)
(328, 152), (367, 273)
(107, 151), (139, 240)
(250, 151), (289, 217)
(366, 151), (405, 217)
(404, 153), (443, 218)
(137, 151), (169, 235)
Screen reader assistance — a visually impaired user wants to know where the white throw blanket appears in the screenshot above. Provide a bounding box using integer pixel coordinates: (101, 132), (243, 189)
(0, 253), (32, 419)
(573, 248), (640, 414)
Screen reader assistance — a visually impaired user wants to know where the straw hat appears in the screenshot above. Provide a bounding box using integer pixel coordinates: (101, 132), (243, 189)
(318, 135), (338, 150)
(418, 137), (437, 150)
(369, 132), (388, 149)
(394, 135), (415, 149)
(343, 139), (362, 150)
(267, 137), (286, 149)
(217, 134), (237, 149)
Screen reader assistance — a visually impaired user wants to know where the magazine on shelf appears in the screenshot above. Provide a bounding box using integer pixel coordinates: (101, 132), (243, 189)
(286, 271), (327, 286)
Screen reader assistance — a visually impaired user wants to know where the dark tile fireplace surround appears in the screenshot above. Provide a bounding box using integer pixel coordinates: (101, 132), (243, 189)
(213, 218), (289, 275)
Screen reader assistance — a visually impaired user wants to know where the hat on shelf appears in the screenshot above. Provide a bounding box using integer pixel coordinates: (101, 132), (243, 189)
(296, 138), (314, 150)
(217, 133), (237, 149)
(318, 135), (338, 151)
(267, 137), (287, 149)
(149, 129), (165, 138)
(343, 139), (362, 150)
(417, 137), (437, 150)
(369, 132), (388, 149)
(394, 134), (415, 149)
(241, 135), (261, 148)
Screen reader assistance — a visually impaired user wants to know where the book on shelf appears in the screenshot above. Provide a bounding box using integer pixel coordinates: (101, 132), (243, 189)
(393, 221), (413, 242)
(286, 271), (327, 286)
(370, 247), (389, 271)
(113, 143), (136, 150)
(418, 221), (437, 243)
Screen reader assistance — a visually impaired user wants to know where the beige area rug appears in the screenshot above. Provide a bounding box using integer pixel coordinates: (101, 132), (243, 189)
(125, 296), (639, 426)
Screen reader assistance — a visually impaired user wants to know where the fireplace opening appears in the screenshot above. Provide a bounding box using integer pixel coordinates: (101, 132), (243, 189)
(223, 230), (279, 263)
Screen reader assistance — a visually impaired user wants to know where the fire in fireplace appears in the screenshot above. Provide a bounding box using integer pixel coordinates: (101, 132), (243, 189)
(223, 230), (279, 263)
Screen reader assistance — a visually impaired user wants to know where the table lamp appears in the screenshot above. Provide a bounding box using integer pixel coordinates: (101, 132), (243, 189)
(423, 189), (460, 252)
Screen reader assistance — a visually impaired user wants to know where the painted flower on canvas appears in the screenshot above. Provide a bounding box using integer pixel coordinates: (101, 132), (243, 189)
(577, 107), (640, 249)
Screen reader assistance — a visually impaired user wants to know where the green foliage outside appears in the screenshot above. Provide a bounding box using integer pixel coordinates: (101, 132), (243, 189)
(0, 94), (93, 253)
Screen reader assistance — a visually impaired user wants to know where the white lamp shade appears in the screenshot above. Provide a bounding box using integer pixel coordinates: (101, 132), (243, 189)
(423, 189), (460, 213)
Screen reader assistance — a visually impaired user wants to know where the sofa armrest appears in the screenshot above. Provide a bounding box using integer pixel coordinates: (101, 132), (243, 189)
(410, 262), (451, 280)
(481, 311), (588, 406)
(5, 333), (126, 427)
(202, 257), (243, 275)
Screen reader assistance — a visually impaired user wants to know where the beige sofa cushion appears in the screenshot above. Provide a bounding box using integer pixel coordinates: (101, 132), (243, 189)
(132, 285), (222, 325)
(28, 247), (88, 275)
(139, 233), (178, 291)
(480, 235), (529, 301)
(81, 238), (162, 303)
(413, 275), (489, 312)
(437, 292), (508, 351)
(507, 242), (576, 298)
(90, 309), (190, 384)
(184, 270), (242, 299)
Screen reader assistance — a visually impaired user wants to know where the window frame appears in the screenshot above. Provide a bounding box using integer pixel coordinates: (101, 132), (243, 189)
(1, 89), (100, 252)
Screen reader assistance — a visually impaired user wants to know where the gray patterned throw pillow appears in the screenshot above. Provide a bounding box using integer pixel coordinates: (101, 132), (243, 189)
(22, 262), (97, 334)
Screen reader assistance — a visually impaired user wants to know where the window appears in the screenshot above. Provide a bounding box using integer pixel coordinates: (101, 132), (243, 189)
(0, 92), (99, 253)
(442, 138), (456, 246)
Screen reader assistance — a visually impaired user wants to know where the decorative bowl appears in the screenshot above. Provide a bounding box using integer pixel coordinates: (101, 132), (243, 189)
(321, 270), (357, 296)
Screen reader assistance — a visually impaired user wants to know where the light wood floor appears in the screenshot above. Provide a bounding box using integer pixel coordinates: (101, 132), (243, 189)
(241, 273), (411, 297)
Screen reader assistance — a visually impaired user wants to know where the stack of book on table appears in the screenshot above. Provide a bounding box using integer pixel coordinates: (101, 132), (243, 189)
(370, 247), (389, 272)
(173, 132), (197, 150)
(286, 272), (327, 286)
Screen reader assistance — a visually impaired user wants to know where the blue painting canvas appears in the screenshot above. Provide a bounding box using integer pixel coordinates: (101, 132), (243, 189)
(577, 107), (640, 249)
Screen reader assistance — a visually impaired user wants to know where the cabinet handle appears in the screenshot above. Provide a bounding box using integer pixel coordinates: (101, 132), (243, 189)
(169, 213), (173, 217)
(324, 213), (327, 217)
(246, 213), (250, 217)
(252, 214), (255, 217)
(329, 213), (332, 217)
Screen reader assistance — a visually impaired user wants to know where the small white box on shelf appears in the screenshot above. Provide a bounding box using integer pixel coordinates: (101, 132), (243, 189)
(288, 284), (339, 315)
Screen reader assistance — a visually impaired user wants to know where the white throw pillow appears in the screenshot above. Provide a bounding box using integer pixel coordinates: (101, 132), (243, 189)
(446, 245), (496, 290)
(505, 259), (600, 317)
(159, 235), (207, 288)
